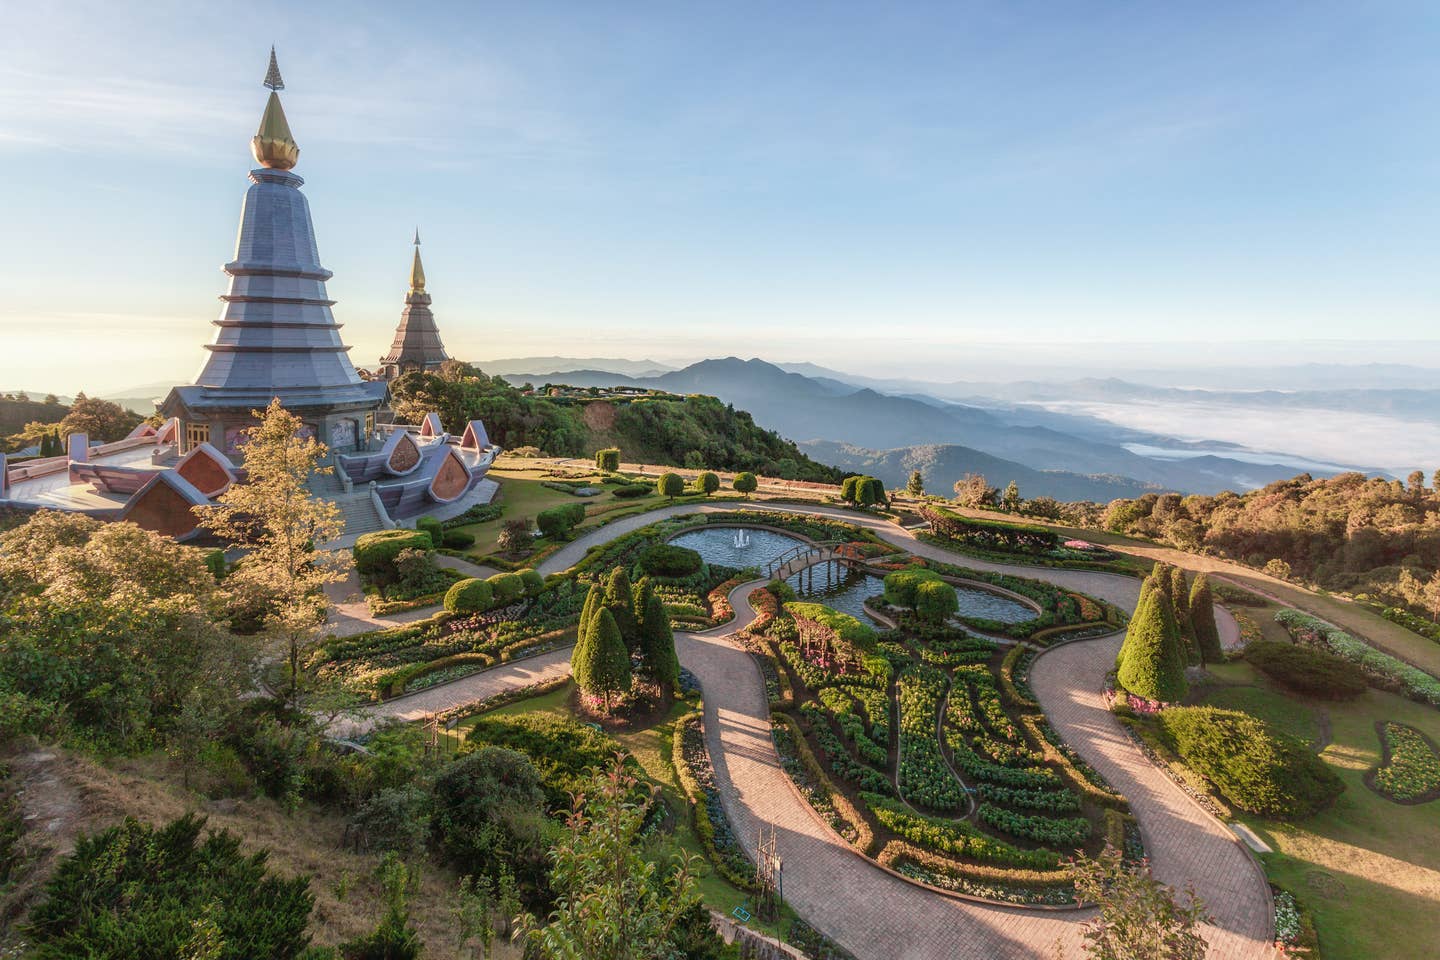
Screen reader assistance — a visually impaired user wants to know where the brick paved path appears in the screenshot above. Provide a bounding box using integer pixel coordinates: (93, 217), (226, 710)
(355, 502), (1274, 958)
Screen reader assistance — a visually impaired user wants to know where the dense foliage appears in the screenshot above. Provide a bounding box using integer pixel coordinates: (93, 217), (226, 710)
(391, 361), (840, 480)
(1244, 639), (1368, 699)
(1100, 473), (1440, 611)
(1152, 706), (1344, 819)
(26, 814), (314, 959)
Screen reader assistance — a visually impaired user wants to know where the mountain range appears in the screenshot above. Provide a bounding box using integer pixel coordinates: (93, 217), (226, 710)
(493, 356), (1370, 499)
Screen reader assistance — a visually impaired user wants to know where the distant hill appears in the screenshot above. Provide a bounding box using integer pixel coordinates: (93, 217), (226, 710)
(502, 357), (1325, 494)
(798, 440), (1159, 502)
(470, 357), (677, 380)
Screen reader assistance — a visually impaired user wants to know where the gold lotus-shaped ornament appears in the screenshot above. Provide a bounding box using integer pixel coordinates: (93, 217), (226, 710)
(251, 90), (299, 170)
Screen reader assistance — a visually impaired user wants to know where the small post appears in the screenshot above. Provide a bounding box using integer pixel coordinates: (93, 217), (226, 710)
(67, 432), (90, 463)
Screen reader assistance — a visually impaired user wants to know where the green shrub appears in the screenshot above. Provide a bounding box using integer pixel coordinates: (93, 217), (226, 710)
(914, 578), (959, 623)
(26, 814), (314, 959)
(638, 543), (705, 578)
(518, 568), (545, 596)
(443, 578), (494, 614)
(349, 786), (430, 855)
(1116, 582), (1188, 703)
(611, 483), (652, 499)
(1245, 639), (1367, 699)
(1276, 609), (1440, 706)
(657, 472), (685, 499)
(536, 502), (586, 539)
(441, 530), (475, 549)
(695, 471), (720, 496)
(883, 567), (943, 609)
(487, 572), (525, 605)
(595, 448), (621, 472)
(416, 516), (443, 547)
(354, 529), (434, 580)
(430, 746), (547, 885)
(203, 548), (227, 580)
(732, 472), (757, 497)
(1153, 706), (1344, 819)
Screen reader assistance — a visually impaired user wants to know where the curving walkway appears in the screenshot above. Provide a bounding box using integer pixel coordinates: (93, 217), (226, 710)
(359, 502), (1275, 959)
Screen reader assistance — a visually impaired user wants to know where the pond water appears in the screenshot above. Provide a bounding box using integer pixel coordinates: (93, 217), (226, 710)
(667, 525), (807, 572)
(787, 566), (1036, 626)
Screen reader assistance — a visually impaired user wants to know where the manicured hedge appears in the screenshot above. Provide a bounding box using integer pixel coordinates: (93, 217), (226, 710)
(354, 528), (433, 579)
(1152, 706), (1344, 819)
(536, 502), (586, 539)
(918, 505), (1061, 552)
(444, 578), (494, 614)
(610, 484), (652, 499)
(638, 543), (705, 578)
(883, 568), (942, 609)
(442, 530), (475, 549)
(1245, 639), (1367, 699)
(518, 568), (545, 596)
(1276, 609), (1440, 706)
(488, 572), (525, 605)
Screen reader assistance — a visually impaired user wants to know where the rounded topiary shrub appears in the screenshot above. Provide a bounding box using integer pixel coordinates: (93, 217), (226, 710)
(1153, 706), (1344, 819)
(638, 543), (704, 578)
(536, 502), (586, 539)
(914, 578), (959, 623)
(488, 572), (525, 605)
(444, 578), (494, 614)
(1245, 639), (1367, 699)
(611, 484), (652, 499)
(442, 530), (476, 549)
(355, 529), (434, 580)
(883, 567), (942, 609)
(518, 568), (545, 596)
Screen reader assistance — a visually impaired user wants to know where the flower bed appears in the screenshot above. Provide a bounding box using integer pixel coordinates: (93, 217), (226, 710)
(672, 714), (756, 891)
(1370, 721), (1440, 803)
(897, 664), (966, 811)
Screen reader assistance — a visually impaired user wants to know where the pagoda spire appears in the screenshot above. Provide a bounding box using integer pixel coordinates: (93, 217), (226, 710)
(251, 47), (298, 170)
(409, 228), (427, 294)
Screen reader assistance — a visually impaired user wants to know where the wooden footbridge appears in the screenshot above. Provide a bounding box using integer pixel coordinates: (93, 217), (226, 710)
(763, 541), (870, 590)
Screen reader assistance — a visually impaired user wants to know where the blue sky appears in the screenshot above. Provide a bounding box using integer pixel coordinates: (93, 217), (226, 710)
(2, 0), (1438, 393)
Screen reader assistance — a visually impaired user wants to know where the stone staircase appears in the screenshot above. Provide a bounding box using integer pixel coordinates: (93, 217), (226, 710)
(334, 492), (386, 536)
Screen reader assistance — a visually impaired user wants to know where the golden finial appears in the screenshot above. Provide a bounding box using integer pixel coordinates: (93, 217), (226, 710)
(251, 46), (299, 170)
(409, 230), (427, 294)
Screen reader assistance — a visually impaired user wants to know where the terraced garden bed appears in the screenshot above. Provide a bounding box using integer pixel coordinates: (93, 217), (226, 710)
(750, 583), (1141, 906)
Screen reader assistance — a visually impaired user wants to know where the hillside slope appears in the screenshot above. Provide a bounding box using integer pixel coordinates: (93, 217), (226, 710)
(798, 439), (1157, 501)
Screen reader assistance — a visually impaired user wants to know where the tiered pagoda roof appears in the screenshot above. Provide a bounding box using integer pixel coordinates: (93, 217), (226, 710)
(379, 231), (451, 377)
(163, 49), (387, 421)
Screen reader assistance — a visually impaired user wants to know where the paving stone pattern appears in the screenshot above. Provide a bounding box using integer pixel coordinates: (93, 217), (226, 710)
(350, 501), (1275, 959)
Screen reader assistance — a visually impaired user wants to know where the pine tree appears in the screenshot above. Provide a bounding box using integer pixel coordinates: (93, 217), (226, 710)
(579, 582), (603, 638)
(906, 469), (924, 497)
(639, 593), (680, 690)
(631, 577), (655, 635)
(1116, 587), (1188, 703)
(603, 567), (638, 643)
(1168, 565), (1197, 663)
(1188, 574), (1223, 665)
(1116, 576), (1156, 671)
(574, 607), (631, 711)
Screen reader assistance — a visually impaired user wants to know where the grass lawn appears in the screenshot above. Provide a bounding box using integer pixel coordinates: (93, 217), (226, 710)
(1190, 662), (1440, 959)
(453, 459), (747, 566)
(449, 680), (800, 940)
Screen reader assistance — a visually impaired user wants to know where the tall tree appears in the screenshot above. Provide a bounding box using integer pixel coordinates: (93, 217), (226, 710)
(603, 567), (638, 643)
(638, 593), (680, 690)
(906, 469), (925, 497)
(195, 398), (347, 712)
(573, 607), (631, 710)
(57, 392), (143, 442)
(1188, 574), (1223, 664)
(953, 473), (997, 508)
(520, 763), (702, 960)
(1117, 583), (1188, 703)
(1001, 480), (1022, 513)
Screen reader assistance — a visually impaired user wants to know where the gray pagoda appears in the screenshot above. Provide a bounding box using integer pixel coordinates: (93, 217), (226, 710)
(377, 231), (452, 380)
(161, 48), (387, 457)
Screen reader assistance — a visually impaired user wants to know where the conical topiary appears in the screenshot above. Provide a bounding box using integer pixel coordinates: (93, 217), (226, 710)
(630, 576), (656, 650)
(1168, 565), (1198, 663)
(603, 567), (638, 643)
(639, 593), (680, 690)
(1116, 576), (1157, 671)
(579, 582), (603, 638)
(574, 606), (632, 710)
(1189, 573), (1224, 664)
(1116, 586), (1188, 703)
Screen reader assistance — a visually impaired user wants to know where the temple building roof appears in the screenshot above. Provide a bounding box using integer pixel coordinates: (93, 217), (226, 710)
(162, 48), (387, 420)
(378, 230), (451, 378)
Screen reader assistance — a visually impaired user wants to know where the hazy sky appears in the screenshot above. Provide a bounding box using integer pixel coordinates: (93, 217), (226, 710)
(2, 0), (1438, 394)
